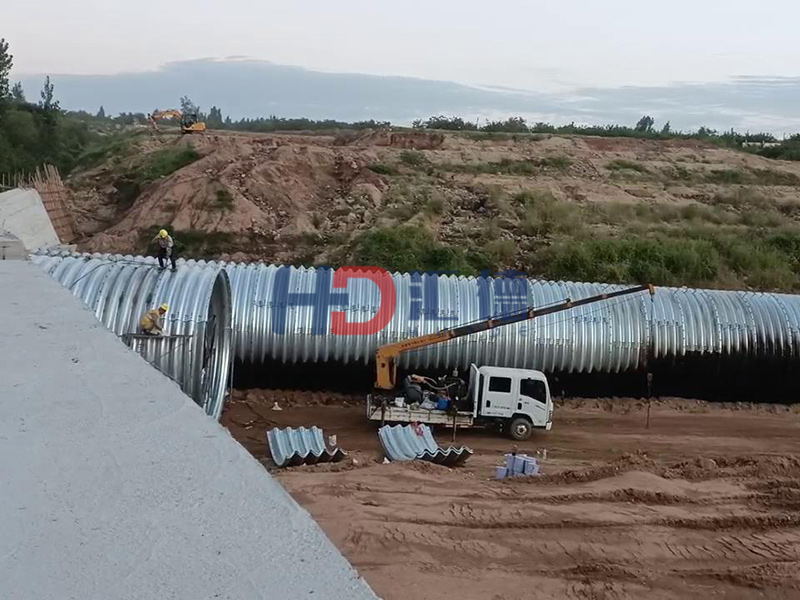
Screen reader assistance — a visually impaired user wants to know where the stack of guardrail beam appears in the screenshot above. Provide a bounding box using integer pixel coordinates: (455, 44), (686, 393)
(378, 424), (473, 466)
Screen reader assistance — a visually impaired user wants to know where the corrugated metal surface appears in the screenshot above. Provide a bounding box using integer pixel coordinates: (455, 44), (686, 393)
(35, 253), (800, 375)
(30, 252), (233, 419)
(379, 424), (473, 466)
(219, 263), (800, 373)
(267, 426), (347, 467)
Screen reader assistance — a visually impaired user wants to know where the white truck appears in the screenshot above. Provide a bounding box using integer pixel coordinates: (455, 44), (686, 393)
(367, 283), (653, 441)
(368, 364), (553, 441)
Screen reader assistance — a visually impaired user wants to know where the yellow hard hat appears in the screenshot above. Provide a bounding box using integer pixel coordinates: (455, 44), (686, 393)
(159, 303), (169, 312)
(159, 229), (168, 238)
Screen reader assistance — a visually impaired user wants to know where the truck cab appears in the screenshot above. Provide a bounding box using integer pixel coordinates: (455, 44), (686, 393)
(468, 365), (553, 440)
(367, 364), (553, 441)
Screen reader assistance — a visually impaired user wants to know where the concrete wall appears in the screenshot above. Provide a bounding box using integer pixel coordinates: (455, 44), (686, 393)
(0, 262), (376, 600)
(0, 188), (60, 250)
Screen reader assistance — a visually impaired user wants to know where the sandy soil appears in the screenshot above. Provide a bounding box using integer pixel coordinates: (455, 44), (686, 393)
(222, 391), (800, 599)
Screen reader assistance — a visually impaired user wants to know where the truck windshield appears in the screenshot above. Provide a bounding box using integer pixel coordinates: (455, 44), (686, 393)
(520, 378), (547, 403)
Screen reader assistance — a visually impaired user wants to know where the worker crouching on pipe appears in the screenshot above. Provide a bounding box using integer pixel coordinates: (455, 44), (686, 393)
(140, 303), (169, 336)
(152, 229), (177, 270)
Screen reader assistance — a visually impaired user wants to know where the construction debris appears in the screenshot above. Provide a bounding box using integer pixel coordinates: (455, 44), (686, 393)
(378, 423), (473, 466)
(267, 426), (347, 468)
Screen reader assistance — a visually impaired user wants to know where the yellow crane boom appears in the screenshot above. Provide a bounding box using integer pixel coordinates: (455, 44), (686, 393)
(374, 283), (655, 389)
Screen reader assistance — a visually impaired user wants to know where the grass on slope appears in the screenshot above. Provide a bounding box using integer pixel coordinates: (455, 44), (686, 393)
(357, 181), (800, 291)
(112, 145), (202, 209)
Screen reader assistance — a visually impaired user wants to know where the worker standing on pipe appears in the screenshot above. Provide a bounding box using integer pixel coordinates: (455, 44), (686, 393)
(140, 303), (169, 336)
(152, 229), (177, 270)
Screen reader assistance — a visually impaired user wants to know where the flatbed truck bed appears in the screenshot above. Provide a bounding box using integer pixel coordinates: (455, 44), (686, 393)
(367, 394), (474, 428)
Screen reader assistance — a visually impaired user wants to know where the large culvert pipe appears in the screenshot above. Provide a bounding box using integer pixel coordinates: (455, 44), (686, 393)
(30, 253), (233, 419)
(218, 262), (800, 372)
(35, 252), (800, 377)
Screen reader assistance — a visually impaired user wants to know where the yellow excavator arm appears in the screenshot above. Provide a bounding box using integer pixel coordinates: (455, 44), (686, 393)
(374, 283), (655, 389)
(148, 109), (206, 134)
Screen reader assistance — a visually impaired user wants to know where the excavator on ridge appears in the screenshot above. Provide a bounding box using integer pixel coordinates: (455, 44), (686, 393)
(148, 109), (206, 134)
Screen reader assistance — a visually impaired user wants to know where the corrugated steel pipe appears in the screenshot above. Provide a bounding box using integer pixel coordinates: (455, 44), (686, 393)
(219, 262), (800, 372)
(34, 252), (800, 378)
(30, 253), (233, 420)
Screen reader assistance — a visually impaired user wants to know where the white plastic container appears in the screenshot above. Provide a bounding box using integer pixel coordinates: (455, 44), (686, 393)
(505, 454), (515, 473)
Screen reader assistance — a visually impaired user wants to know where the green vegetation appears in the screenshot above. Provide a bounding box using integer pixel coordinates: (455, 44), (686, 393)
(536, 228), (800, 291)
(399, 150), (426, 167)
(0, 39), (97, 179)
(539, 156), (572, 171)
(411, 114), (789, 152)
(75, 131), (143, 170)
(356, 225), (490, 275)
(437, 156), (572, 176)
(368, 163), (398, 176)
(524, 194), (800, 290)
(537, 237), (721, 286)
(213, 188), (235, 211)
(704, 169), (746, 185)
(364, 175), (800, 290)
(110, 145), (201, 209)
(754, 136), (800, 162)
(608, 159), (649, 173)
(139, 146), (201, 182)
(515, 191), (582, 236)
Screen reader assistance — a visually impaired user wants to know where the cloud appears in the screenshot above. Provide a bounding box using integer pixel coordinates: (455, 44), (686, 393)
(15, 58), (800, 134)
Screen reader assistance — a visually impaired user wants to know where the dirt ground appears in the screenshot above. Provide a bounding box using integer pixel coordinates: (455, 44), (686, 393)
(221, 390), (800, 599)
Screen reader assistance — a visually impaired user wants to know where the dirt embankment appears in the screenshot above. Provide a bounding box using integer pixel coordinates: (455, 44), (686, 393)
(65, 129), (800, 281)
(222, 390), (800, 600)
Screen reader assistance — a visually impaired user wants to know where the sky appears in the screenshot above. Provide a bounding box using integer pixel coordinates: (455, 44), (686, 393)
(6, 0), (800, 92)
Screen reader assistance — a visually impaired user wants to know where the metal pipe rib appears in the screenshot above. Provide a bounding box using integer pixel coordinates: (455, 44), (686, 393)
(30, 252), (233, 419)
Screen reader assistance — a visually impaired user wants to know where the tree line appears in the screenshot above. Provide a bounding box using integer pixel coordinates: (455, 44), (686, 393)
(0, 39), (96, 182)
(411, 115), (797, 156)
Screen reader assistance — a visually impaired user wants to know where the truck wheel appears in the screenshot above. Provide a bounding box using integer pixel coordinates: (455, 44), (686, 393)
(508, 417), (532, 441)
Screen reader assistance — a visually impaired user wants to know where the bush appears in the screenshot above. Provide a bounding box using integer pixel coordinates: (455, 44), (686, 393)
(537, 237), (721, 286)
(368, 163), (398, 176)
(709, 188), (766, 209)
(484, 239), (517, 265)
(438, 158), (543, 176)
(76, 131), (142, 170)
(703, 169), (746, 185)
(607, 159), (649, 173)
(515, 191), (582, 237)
(140, 146), (201, 182)
(748, 168), (800, 187)
(399, 150), (426, 168)
(213, 188), (234, 211)
(424, 195), (446, 215)
(356, 225), (488, 275)
(539, 156), (572, 172)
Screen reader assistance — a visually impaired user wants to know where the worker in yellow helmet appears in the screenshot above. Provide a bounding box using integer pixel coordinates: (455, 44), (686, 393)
(151, 228), (177, 270)
(140, 303), (169, 336)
